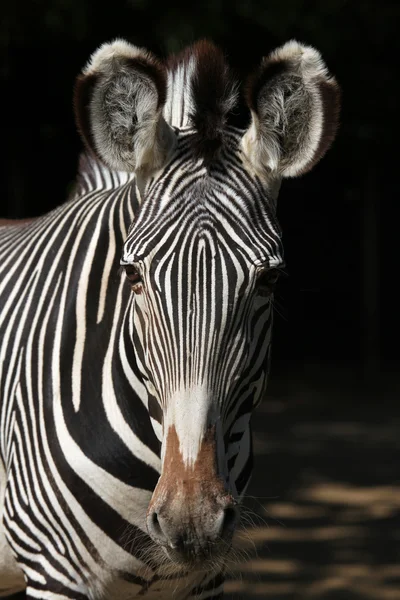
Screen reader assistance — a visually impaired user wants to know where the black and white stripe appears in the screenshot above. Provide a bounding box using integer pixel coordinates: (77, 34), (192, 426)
(0, 38), (339, 598)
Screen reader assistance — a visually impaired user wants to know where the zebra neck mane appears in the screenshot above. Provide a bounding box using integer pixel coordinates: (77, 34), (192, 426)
(164, 40), (238, 162)
(74, 152), (136, 197)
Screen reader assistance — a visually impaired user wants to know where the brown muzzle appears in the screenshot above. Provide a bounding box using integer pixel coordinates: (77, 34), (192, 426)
(146, 425), (238, 564)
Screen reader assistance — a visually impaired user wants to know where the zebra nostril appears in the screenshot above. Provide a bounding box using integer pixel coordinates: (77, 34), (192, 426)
(147, 510), (168, 545)
(220, 505), (239, 540)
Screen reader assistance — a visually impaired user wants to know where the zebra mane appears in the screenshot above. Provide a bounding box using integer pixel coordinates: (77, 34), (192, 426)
(73, 152), (135, 197)
(165, 40), (238, 163)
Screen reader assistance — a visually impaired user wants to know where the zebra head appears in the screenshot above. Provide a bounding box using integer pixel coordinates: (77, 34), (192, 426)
(74, 39), (339, 566)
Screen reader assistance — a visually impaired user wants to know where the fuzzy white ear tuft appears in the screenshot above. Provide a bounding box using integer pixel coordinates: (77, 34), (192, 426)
(242, 40), (340, 178)
(74, 39), (175, 173)
(83, 39), (152, 75)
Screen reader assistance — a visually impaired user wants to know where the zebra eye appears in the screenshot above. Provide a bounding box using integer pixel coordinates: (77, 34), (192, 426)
(256, 268), (280, 297)
(124, 265), (143, 293)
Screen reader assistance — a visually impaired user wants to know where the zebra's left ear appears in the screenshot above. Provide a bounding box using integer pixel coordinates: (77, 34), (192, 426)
(74, 39), (175, 172)
(242, 41), (340, 178)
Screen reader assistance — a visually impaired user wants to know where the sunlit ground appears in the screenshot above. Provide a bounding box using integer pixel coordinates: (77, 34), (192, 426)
(225, 366), (400, 599)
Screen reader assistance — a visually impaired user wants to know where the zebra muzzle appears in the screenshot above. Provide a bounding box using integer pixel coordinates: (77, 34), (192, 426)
(146, 425), (239, 563)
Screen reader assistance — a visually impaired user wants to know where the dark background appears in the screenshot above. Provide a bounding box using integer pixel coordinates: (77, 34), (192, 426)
(2, 0), (397, 375)
(2, 1), (399, 598)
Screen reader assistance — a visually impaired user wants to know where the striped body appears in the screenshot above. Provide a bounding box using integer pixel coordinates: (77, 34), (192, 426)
(0, 145), (278, 597)
(0, 38), (339, 599)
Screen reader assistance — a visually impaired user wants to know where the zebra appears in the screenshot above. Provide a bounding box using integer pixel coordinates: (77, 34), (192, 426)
(0, 38), (339, 599)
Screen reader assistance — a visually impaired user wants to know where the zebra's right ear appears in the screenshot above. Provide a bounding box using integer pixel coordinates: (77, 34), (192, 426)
(74, 39), (175, 173)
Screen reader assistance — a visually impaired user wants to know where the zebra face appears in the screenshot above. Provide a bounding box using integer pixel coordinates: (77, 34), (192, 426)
(75, 38), (339, 565)
(121, 150), (283, 563)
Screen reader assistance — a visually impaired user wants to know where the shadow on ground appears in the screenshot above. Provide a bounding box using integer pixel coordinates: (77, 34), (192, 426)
(225, 366), (400, 599)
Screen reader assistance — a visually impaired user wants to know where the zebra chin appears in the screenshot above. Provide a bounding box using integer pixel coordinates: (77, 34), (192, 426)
(146, 425), (240, 566)
(161, 534), (236, 569)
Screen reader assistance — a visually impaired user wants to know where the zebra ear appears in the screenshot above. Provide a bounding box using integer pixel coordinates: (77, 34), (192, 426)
(74, 39), (175, 172)
(242, 41), (340, 178)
